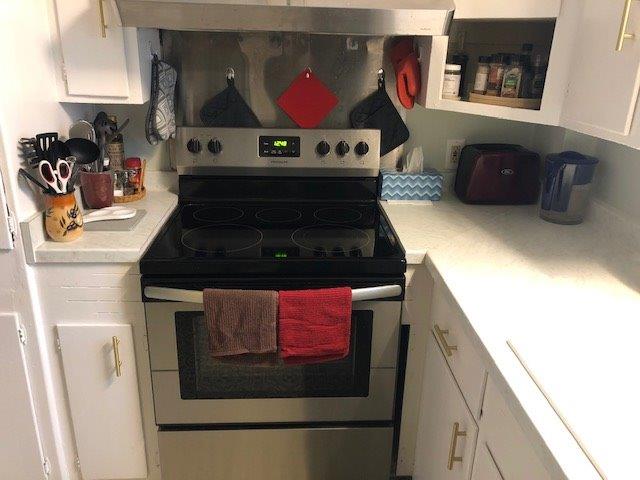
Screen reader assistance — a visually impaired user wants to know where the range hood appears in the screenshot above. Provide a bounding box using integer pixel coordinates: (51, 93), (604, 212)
(114, 0), (454, 36)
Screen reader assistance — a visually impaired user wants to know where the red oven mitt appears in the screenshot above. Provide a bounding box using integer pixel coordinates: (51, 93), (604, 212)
(390, 38), (421, 109)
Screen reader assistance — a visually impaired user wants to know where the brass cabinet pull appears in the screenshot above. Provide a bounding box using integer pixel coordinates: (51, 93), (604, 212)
(434, 324), (458, 357)
(617, 0), (637, 51)
(98, 0), (107, 38)
(112, 336), (122, 377)
(447, 422), (467, 470)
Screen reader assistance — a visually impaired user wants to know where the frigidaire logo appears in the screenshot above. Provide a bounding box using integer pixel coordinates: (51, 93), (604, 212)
(501, 168), (514, 175)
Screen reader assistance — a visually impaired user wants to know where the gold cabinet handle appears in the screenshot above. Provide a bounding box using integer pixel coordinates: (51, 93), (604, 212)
(617, 0), (637, 51)
(112, 336), (122, 377)
(447, 422), (467, 470)
(434, 324), (458, 357)
(98, 0), (107, 38)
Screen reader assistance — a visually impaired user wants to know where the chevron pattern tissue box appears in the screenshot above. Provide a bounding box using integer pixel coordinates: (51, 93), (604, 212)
(380, 169), (443, 201)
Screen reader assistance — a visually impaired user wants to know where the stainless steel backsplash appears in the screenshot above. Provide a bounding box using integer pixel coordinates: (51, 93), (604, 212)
(162, 31), (405, 167)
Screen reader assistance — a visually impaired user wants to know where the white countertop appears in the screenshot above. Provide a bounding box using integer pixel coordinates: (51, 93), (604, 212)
(21, 191), (178, 264)
(381, 197), (640, 480)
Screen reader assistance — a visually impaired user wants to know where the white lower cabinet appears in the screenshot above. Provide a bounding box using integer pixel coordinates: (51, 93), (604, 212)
(471, 441), (504, 480)
(57, 323), (147, 480)
(414, 333), (479, 480)
(475, 378), (553, 480)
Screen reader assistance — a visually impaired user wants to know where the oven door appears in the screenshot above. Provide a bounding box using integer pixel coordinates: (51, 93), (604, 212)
(144, 288), (401, 425)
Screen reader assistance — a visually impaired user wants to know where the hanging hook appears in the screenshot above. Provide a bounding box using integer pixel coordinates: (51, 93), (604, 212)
(226, 67), (235, 85)
(377, 68), (385, 90)
(304, 67), (312, 79)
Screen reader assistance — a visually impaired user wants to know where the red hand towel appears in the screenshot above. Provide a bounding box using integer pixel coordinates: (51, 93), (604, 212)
(278, 287), (352, 364)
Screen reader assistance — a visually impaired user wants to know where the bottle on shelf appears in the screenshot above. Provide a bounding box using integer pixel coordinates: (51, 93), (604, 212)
(486, 53), (506, 96)
(531, 54), (547, 99)
(519, 44), (534, 98)
(472, 56), (492, 95)
(500, 55), (523, 98)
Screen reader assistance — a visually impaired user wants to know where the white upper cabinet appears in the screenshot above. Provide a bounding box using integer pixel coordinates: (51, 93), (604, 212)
(453, 0), (561, 20)
(51, 0), (159, 103)
(418, 0), (567, 125)
(561, 0), (640, 138)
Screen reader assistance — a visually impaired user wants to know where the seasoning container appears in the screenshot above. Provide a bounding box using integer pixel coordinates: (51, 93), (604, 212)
(519, 44), (534, 98)
(113, 171), (125, 197)
(486, 54), (506, 96)
(106, 115), (125, 170)
(442, 64), (462, 100)
(124, 157), (143, 192)
(451, 53), (469, 96)
(472, 56), (491, 94)
(501, 55), (523, 98)
(531, 54), (547, 98)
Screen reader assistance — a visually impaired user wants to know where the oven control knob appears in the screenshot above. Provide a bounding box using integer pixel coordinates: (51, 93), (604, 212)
(336, 141), (350, 157)
(187, 138), (201, 154)
(208, 139), (223, 155)
(355, 141), (369, 156)
(316, 140), (331, 156)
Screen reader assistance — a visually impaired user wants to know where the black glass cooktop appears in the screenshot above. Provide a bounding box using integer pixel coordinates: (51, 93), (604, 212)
(141, 202), (406, 276)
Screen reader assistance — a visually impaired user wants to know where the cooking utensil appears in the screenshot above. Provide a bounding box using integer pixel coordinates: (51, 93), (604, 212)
(350, 69), (409, 156)
(93, 112), (117, 172)
(106, 118), (130, 143)
(35, 133), (58, 159)
(18, 168), (51, 193)
(200, 68), (261, 128)
(39, 159), (71, 194)
(47, 140), (71, 164)
(69, 120), (96, 142)
(83, 206), (137, 224)
(39, 161), (63, 193)
(55, 158), (72, 193)
(276, 68), (338, 128)
(65, 138), (100, 165)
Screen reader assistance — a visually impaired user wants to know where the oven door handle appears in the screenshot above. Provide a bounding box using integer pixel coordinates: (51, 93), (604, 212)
(143, 285), (402, 303)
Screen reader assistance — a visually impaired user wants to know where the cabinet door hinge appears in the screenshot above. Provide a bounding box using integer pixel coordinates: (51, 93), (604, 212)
(17, 324), (27, 345)
(74, 456), (81, 470)
(42, 457), (51, 478)
(6, 208), (16, 245)
(55, 337), (62, 352)
(61, 63), (68, 83)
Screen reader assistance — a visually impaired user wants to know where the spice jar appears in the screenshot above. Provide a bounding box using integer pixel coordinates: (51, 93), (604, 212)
(442, 64), (462, 100)
(501, 55), (523, 98)
(124, 157), (142, 192)
(486, 54), (506, 96)
(472, 56), (491, 94)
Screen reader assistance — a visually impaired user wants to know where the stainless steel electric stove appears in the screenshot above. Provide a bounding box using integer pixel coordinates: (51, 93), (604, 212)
(141, 127), (406, 480)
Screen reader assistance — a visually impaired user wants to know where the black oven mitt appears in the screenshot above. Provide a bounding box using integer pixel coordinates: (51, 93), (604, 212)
(350, 70), (410, 156)
(200, 74), (262, 128)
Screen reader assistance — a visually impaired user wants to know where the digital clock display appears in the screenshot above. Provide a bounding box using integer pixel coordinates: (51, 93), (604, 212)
(259, 136), (300, 158)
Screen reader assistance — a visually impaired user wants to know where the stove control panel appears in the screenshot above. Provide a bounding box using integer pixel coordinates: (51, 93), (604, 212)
(177, 127), (381, 177)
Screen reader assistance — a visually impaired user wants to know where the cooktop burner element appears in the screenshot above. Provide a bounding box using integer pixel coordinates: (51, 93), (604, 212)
(255, 208), (302, 224)
(314, 207), (363, 224)
(291, 225), (371, 255)
(181, 225), (264, 255)
(193, 206), (244, 223)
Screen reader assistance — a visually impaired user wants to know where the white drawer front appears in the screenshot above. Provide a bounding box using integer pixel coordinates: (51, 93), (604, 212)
(431, 285), (487, 419)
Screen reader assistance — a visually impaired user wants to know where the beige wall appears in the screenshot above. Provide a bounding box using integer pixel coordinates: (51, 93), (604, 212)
(405, 106), (538, 172)
(532, 125), (640, 224)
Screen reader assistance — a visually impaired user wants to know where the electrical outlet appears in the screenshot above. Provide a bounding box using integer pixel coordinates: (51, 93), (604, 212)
(445, 139), (466, 170)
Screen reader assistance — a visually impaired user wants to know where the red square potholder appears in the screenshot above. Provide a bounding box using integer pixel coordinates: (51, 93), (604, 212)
(277, 68), (339, 128)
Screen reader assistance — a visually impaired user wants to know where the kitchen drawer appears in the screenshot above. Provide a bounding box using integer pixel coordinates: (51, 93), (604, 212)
(431, 284), (487, 419)
(478, 377), (553, 480)
(158, 427), (393, 480)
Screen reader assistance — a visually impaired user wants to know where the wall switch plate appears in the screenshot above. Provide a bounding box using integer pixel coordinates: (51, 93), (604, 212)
(445, 139), (466, 170)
